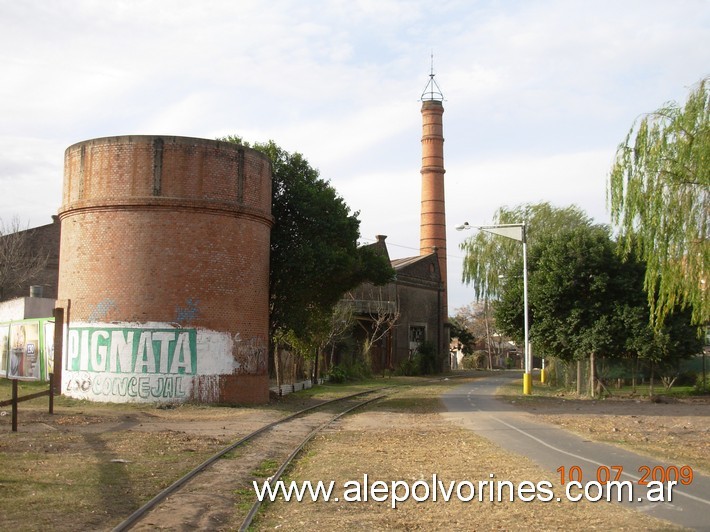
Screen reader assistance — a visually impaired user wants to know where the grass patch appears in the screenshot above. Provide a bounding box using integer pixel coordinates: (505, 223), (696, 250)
(498, 373), (703, 400)
(274, 376), (425, 400)
(253, 458), (279, 478)
(0, 429), (227, 530)
(371, 380), (463, 414)
(221, 445), (248, 460)
(233, 486), (256, 515)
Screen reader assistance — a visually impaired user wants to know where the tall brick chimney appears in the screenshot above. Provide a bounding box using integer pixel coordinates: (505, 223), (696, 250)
(419, 64), (447, 317)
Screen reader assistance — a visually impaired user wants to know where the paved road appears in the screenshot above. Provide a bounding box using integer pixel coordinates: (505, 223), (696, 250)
(442, 372), (710, 530)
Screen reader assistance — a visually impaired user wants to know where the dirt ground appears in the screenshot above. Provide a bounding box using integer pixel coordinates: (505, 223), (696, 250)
(254, 382), (694, 530)
(0, 377), (707, 530)
(496, 391), (710, 475)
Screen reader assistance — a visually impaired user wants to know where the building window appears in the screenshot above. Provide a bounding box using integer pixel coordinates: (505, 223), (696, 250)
(409, 325), (426, 355)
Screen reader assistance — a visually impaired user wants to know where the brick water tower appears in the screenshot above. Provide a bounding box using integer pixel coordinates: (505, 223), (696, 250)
(57, 135), (273, 404)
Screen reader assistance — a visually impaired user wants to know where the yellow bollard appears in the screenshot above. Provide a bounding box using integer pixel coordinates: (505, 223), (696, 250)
(540, 367), (546, 384)
(523, 373), (532, 395)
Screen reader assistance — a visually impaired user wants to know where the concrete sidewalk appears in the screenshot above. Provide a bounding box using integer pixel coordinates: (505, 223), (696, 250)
(442, 372), (710, 530)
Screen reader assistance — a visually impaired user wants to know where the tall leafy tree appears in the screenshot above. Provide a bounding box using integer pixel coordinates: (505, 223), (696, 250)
(460, 202), (592, 301)
(645, 307), (704, 391)
(608, 77), (709, 327)
(496, 225), (701, 393)
(496, 225), (637, 361)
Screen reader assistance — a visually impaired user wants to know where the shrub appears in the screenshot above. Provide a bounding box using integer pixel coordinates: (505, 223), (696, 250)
(327, 366), (347, 384)
(462, 352), (486, 370)
(327, 361), (372, 383)
(395, 342), (439, 376)
(416, 342), (437, 374)
(396, 357), (419, 376)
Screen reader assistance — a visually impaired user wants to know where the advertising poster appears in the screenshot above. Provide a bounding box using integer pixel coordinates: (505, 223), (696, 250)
(8, 321), (41, 380)
(0, 324), (8, 377)
(44, 321), (55, 378)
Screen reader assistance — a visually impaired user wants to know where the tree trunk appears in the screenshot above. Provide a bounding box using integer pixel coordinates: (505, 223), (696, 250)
(590, 352), (596, 398)
(313, 347), (319, 384)
(576, 359), (582, 395)
(274, 340), (282, 396)
(290, 353), (296, 386)
(484, 300), (493, 370)
(320, 346), (328, 375)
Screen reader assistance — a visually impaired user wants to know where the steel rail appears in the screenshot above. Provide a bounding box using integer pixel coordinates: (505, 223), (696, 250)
(112, 373), (473, 531)
(111, 387), (385, 532)
(239, 392), (389, 531)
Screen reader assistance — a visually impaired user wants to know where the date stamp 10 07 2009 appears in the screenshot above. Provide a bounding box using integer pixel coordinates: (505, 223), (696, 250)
(556, 464), (694, 487)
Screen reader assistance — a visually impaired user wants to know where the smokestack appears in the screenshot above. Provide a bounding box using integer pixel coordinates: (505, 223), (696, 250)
(419, 67), (447, 316)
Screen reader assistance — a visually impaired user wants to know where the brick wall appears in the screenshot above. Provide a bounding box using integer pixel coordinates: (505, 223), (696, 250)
(419, 100), (448, 333)
(58, 135), (272, 404)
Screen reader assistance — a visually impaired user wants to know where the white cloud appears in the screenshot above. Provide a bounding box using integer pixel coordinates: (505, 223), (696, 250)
(0, 136), (63, 226)
(447, 150), (615, 225)
(1, 0), (708, 313)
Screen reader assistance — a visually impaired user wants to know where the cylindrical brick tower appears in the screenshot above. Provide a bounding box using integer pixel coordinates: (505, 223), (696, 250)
(420, 74), (448, 316)
(57, 135), (273, 404)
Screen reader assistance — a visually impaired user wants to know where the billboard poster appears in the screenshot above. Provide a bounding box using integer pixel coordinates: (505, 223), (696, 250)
(0, 324), (8, 377)
(44, 321), (55, 377)
(8, 321), (41, 380)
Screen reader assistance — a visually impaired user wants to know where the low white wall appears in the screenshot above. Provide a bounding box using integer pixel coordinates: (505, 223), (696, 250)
(0, 297), (55, 322)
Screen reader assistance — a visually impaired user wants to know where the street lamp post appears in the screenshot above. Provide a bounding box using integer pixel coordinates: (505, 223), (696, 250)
(456, 222), (532, 394)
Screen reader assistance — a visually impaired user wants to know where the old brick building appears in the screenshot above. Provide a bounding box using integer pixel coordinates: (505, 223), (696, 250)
(345, 235), (444, 374)
(0, 216), (60, 301)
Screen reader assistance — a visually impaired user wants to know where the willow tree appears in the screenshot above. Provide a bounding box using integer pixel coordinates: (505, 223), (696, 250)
(460, 202), (592, 300)
(608, 77), (709, 327)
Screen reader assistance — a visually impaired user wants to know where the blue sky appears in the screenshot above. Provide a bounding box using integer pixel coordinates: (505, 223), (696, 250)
(1, 0), (708, 313)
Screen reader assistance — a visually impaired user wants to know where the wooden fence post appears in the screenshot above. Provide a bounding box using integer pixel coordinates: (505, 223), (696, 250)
(11, 379), (18, 432)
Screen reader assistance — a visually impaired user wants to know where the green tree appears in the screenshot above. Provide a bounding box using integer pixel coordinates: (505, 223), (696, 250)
(496, 225), (634, 395)
(219, 135), (393, 338)
(448, 314), (476, 356)
(496, 224), (701, 394)
(460, 202), (592, 301)
(616, 301), (703, 393)
(496, 225), (635, 361)
(608, 77), (709, 327)
(218, 136), (394, 387)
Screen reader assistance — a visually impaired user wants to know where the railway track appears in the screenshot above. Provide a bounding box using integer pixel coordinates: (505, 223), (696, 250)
(111, 388), (391, 531)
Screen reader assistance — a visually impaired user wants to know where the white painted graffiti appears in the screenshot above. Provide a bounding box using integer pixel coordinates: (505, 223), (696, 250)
(65, 373), (187, 399)
(233, 333), (267, 374)
(66, 327), (196, 374)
